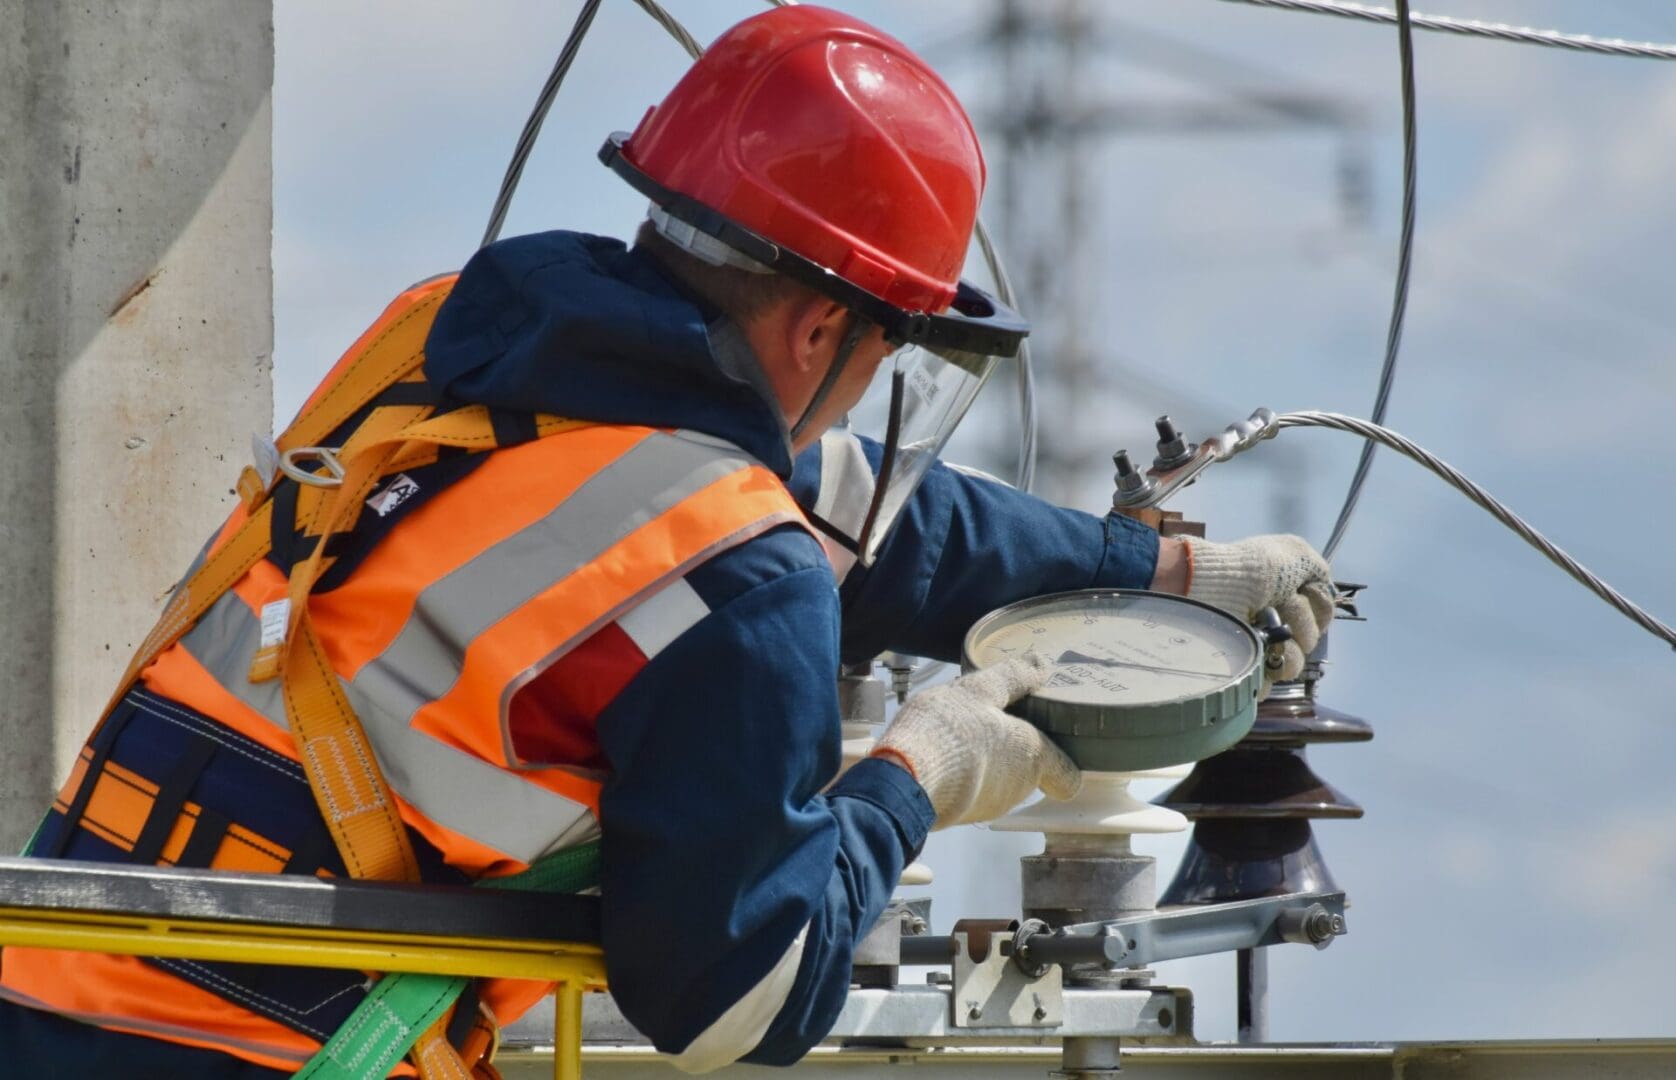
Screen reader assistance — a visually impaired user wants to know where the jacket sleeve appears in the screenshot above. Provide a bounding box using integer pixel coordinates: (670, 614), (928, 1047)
(593, 527), (934, 1070)
(787, 430), (1161, 663)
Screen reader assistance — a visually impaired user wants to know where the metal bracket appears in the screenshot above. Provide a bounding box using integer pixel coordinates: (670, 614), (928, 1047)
(1037, 891), (1348, 969)
(951, 924), (1062, 1029)
(903, 891), (1348, 978)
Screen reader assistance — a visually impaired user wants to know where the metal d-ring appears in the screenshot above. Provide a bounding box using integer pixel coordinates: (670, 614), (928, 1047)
(277, 446), (346, 488)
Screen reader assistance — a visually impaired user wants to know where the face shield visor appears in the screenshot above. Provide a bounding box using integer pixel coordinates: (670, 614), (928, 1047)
(852, 341), (998, 565)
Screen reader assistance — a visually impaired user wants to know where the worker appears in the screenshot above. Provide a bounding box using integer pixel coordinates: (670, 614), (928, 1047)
(0, 6), (1335, 1077)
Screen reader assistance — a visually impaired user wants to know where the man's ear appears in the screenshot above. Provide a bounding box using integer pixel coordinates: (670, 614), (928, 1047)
(784, 297), (851, 374)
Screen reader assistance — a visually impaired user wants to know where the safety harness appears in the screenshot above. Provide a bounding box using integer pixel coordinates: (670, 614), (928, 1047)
(94, 275), (596, 1078)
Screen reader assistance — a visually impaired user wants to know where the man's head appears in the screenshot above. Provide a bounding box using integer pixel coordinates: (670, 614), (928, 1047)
(635, 219), (896, 452)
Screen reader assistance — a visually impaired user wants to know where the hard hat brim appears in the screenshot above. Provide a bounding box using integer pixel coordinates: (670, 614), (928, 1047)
(601, 134), (1030, 358)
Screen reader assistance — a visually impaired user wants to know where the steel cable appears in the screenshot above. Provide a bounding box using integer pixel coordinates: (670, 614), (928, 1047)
(481, 0), (605, 248)
(628, 0), (704, 59)
(1211, 0), (1676, 60)
(1322, 0), (1415, 560)
(1278, 411), (1676, 648)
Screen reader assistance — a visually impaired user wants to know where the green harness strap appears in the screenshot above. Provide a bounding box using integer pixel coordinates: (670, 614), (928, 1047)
(297, 839), (602, 1080)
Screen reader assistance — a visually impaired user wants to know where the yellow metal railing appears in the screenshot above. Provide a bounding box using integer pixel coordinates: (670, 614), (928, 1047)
(0, 903), (606, 1080)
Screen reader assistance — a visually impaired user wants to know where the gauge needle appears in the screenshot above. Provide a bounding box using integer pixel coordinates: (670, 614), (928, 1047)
(1056, 649), (1224, 681)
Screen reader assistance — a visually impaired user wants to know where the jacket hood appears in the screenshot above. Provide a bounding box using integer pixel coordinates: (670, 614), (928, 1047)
(424, 230), (795, 476)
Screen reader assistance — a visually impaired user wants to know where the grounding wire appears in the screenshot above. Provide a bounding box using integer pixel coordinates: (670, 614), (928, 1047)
(1210, 0), (1676, 60)
(1321, 0), (1415, 561)
(1277, 411), (1676, 649)
(481, 0), (605, 248)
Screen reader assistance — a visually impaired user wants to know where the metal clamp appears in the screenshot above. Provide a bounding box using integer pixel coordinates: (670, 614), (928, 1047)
(278, 446), (346, 488)
(950, 921), (1063, 1029)
(1112, 408), (1280, 511)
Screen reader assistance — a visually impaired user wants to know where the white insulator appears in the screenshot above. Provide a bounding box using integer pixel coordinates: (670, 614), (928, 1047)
(991, 770), (1190, 837)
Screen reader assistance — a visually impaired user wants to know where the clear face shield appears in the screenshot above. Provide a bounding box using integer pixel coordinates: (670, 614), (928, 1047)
(852, 343), (999, 565)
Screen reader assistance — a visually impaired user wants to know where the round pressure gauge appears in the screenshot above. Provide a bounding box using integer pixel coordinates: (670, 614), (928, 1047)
(962, 589), (1264, 772)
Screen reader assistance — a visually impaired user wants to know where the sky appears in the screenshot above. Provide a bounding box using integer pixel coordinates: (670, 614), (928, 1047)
(274, 0), (1676, 1048)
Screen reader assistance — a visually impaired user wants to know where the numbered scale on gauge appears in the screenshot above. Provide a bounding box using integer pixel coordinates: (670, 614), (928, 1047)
(963, 590), (1266, 772)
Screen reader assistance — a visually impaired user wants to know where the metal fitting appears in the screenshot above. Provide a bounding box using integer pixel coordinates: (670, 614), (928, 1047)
(1013, 920), (1131, 976)
(1110, 450), (1156, 508)
(1152, 416), (1196, 471)
(1275, 903), (1347, 950)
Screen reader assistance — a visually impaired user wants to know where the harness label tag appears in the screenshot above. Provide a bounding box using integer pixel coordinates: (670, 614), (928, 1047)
(366, 474), (421, 518)
(259, 599), (292, 649)
(248, 598), (292, 684)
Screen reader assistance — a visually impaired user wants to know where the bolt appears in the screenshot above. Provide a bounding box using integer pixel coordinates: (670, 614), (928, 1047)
(968, 1005), (983, 1020)
(1033, 1005), (1048, 1021)
(1152, 415), (1194, 470)
(1112, 450), (1142, 487)
(1306, 910), (1345, 942)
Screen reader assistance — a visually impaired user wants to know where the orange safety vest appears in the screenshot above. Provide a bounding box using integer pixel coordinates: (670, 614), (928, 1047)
(0, 278), (819, 1072)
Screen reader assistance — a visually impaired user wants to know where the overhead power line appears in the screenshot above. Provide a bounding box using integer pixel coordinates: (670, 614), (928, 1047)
(1210, 0), (1676, 61)
(1321, 0), (1414, 561)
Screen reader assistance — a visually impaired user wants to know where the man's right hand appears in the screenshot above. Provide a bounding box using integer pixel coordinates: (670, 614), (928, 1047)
(871, 653), (1081, 830)
(1181, 534), (1336, 688)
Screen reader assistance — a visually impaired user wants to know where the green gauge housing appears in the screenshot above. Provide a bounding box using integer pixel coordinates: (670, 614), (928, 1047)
(962, 589), (1264, 772)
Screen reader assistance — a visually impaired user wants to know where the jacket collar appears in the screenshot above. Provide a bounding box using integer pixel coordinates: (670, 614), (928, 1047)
(423, 230), (796, 477)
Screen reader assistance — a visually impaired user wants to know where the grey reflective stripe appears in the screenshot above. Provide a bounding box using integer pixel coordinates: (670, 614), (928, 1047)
(178, 591), (289, 725)
(497, 508), (803, 771)
(350, 429), (755, 724)
(177, 430), (777, 865)
(814, 428), (875, 583)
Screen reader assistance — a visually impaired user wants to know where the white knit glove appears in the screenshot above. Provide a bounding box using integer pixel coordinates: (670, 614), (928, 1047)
(873, 653), (1081, 830)
(1183, 534), (1336, 689)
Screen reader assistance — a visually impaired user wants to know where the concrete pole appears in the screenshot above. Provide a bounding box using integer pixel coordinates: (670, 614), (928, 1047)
(0, 3), (274, 851)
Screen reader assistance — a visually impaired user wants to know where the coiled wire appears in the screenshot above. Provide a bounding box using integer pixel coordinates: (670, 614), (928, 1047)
(1278, 411), (1676, 648)
(1212, 0), (1676, 60)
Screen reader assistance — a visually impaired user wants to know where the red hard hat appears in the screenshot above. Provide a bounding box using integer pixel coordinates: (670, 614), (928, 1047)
(617, 5), (983, 316)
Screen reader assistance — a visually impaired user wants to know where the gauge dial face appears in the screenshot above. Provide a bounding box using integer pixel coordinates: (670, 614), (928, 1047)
(964, 591), (1260, 707)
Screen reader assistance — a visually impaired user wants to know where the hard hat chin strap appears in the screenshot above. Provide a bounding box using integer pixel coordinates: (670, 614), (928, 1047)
(790, 315), (869, 443)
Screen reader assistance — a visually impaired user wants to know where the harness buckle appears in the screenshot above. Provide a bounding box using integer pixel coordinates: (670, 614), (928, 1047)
(278, 446), (346, 488)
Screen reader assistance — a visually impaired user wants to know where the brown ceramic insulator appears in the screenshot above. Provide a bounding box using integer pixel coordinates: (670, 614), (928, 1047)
(1156, 746), (1364, 820)
(1158, 819), (1341, 905)
(1246, 690), (1375, 745)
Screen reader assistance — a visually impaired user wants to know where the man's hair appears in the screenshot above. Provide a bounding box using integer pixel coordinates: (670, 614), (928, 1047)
(634, 219), (816, 325)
